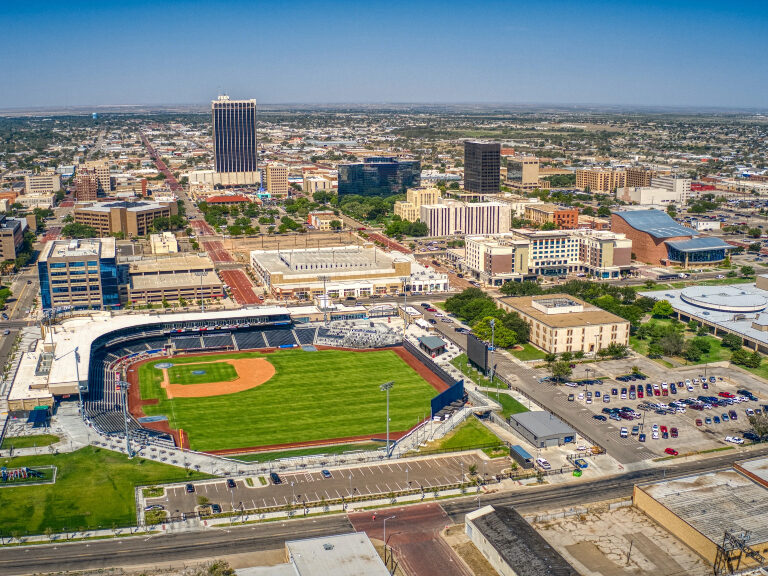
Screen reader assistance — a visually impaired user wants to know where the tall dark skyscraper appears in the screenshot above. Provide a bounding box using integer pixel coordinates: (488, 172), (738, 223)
(338, 157), (420, 198)
(211, 95), (258, 185)
(464, 140), (501, 194)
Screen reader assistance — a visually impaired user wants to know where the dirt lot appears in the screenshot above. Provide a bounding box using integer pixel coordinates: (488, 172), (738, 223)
(531, 504), (710, 576)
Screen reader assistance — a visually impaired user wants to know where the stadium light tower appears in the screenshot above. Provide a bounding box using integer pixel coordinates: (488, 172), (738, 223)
(318, 275), (330, 325)
(195, 270), (207, 313)
(489, 319), (496, 398)
(74, 347), (84, 420)
(117, 380), (134, 458)
(399, 276), (409, 338)
(380, 381), (394, 457)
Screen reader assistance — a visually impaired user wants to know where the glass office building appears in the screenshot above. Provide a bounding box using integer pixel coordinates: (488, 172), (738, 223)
(464, 141), (500, 193)
(38, 238), (120, 311)
(338, 157), (420, 198)
(212, 96), (258, 176)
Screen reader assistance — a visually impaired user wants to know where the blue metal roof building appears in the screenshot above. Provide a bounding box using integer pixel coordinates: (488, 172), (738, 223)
(613, 210), (695, 239)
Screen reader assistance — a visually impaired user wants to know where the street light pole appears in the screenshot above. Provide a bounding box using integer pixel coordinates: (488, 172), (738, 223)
(318, 275), (330, 325)
(74, 347), (84, 420)
(381, 381), (394, 457)
(383, 515), (396, 561)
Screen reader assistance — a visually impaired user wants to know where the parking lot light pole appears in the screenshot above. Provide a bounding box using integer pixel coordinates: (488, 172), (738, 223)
(381, 381), (394, 457)
(383, 515), (396, 560)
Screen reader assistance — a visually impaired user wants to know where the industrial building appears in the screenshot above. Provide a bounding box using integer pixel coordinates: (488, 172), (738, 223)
(337, 156), (420, 198)
(73, 199), (178, 237)
(612, 209), (732, 267)
(38, 237), (120, 311)
(497, 294), (630, 354)
(465, 505), (577, 576)
(633, 463), (768, 569)
(507, 411), (576, 448)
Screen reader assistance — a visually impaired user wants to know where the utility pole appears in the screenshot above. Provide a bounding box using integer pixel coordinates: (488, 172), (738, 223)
(381, 381), (394, 457)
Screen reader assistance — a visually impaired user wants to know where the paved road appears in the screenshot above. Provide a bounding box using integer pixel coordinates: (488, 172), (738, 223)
(3, 447), (766, 575)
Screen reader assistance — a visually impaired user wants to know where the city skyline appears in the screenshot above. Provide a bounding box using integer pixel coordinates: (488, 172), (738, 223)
(2, 0), (767, 110)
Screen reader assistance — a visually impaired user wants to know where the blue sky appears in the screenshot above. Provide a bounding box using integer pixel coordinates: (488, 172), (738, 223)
(1, 0), (767, 109)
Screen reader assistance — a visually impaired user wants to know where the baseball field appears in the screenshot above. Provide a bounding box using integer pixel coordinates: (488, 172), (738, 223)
(132, 348), (439, 453)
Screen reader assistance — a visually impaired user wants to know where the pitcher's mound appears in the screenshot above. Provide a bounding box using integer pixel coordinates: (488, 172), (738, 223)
(161, 357), (276, 399)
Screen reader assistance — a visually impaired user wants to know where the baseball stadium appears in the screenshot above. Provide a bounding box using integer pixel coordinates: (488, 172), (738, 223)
(17, 307), (465, 456)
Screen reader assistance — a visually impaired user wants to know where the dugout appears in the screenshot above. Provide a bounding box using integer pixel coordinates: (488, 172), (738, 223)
(510, 445), (534, 469)
(418, 335), (446, 357)
(508, 411), (576, 449)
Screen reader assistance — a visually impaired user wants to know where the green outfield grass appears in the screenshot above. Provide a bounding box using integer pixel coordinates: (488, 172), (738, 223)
(138, 349), (438, 452)
(0, 447), (210, 536)
(167, 362), (238, 385)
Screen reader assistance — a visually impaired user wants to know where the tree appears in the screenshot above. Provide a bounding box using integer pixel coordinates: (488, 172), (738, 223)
(644, 280), (657, 290)
(731, 348), (752, 366)
(540, 221), (557, 231)
(61, 222), (98, 239)
(749, 242), (763, 252)
(651, 300), (674, 318)
(741, 265), (755, 277)
(544, 352), (558, 365)
(472, 316), (517, 348)
(560, 351), (573, 362)
(499, 281), (543, 297)
(721, 333), (742, 351)
(748, 227), (762, 239)
(551, 360), (572, 382)
(748, 413), (768, 437)
(597, 205), (611, 217)
(659, 332), (685, 356)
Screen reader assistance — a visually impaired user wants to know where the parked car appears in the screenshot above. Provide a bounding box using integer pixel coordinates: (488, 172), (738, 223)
(536, 458), (551, 470)
(593, 414), (607, 421)
(270, 472), (283, 485)
(321, 469), (332, 479)
(670, 427), (678, 438)
(185, 484), (195, 494)
(695, 419), (703, 426)
(620, 427), (628, 438)
(725, 436), (744, 445)
(664, 448), (679, 456)
(226, 479), (236, 488)
(729, 410), (738, 420)
(638, 433), (646, 442)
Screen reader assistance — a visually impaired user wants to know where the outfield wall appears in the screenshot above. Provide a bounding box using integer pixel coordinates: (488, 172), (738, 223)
(403, 339), (464, 416)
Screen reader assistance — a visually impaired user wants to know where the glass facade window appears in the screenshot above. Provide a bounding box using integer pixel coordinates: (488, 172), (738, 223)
(100, 257), (120, 308)
(667, 247), (728, 264)
(212, 99), (258, 174)
(338, 157), (420, 198)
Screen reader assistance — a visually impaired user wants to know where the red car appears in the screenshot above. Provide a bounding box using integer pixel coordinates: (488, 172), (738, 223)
(695, 419), (703, 426)
(654, 388), (660, 396)
(426, 307), (437, 312)
(670, 427), (679, 438)
(660, 425), (668, 435)
(718, 392), (735, 398)
(637, 388), (644, 398)
(664, 448), (679, 456)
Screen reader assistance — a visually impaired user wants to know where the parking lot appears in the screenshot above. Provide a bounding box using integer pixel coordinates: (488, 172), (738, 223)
(558, 366), (766, 458)
(143, 453), (510, 520)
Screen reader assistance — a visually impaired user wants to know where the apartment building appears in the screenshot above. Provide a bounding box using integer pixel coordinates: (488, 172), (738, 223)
(497, 294), (630, 354)
(74, 200), (178, 237)
(307, 210), (339, 230)
(576, 167), (626, 193)
(82, 160), (111, 192)
(24, 171), (61, 195)
(625, 166), (656, 188)
(458, 229), (632, 285)
(394, 187), (440, 221)
(420, 200), (511, 236)
(265, 163), (290, 196)
(506, 155), (540, 190)
(524, 203), (579, 229)
(38, 238), (120, 310)
(0, 215), (26, 261)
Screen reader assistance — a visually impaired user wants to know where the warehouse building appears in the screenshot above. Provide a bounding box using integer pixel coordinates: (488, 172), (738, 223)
(633, 462), (768, 568)
(507, 411), (576, 448)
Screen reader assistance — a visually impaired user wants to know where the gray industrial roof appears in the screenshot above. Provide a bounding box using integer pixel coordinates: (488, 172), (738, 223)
(509, 411), (575, 437)
(470, 506), (577, 576)
(615, 209), (695, 239)
(665, 237), (733, 252)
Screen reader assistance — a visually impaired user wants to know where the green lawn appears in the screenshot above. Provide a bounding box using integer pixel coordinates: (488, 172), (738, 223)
(167, 362), (238, 385)
(630, 320), (730, 366)
(230, 442), (384, 463)
(0, 447), (210, 535)
(427, 418), (506, 457)
(0, 434), (60, 449)
(510, 343), (547, 361)
(139, 349), (437, 452)
(491, 394), (529, 418)
(450, 354), (491, 387)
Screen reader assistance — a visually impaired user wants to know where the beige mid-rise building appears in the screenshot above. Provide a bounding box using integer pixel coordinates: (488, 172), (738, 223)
(626, 166), (656, 188)
(265, 164), (289, 196)
(82, 159), (112, 192)
(125, 254), (223, 305)
(576, 167), (626, 193)
(498, 294), (630, 354)
(74, 200), (178, 237)
(394, 187), (440, 222)
(506, 155), (540, 190)
(24, 171), (61, 195)
(150, 232), (179, 254)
